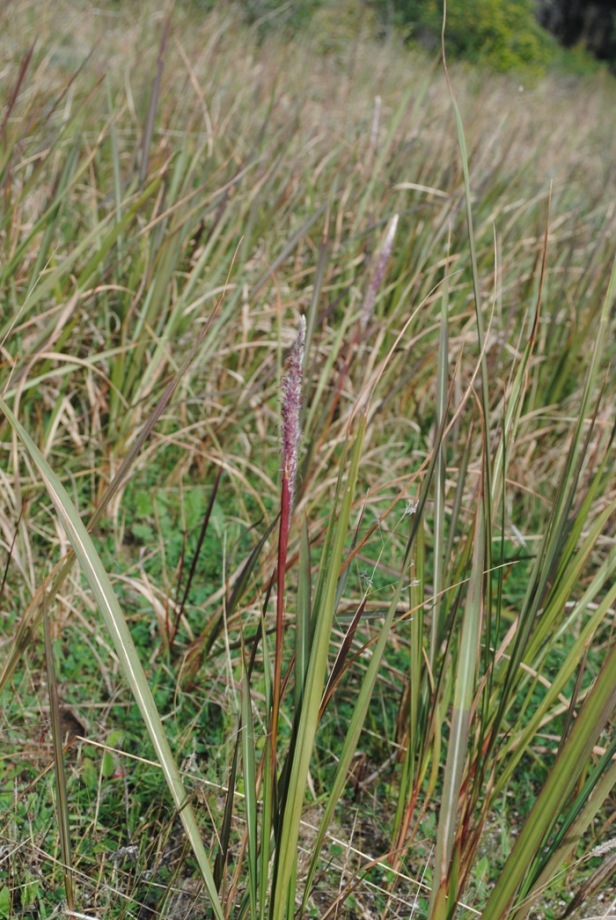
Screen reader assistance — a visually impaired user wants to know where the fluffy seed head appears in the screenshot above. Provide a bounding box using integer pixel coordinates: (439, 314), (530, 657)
(281, 315), (306, 505)
(361, 213), (399, 330)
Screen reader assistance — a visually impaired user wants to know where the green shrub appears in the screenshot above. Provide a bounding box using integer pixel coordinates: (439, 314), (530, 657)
(376, 0), (558, 74)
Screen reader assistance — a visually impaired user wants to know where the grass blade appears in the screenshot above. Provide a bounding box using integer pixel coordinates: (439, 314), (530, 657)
(0, 396), (224, 919)
(42, 602), (74, 911)
(430, 499), (485, 917)
(482, 642), (616, 918)
(271, 417), (365, 919)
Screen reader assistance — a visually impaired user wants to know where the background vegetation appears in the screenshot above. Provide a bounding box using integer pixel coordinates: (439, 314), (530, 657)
(240, 0), (616, 75)
(0, 2), (614, 918)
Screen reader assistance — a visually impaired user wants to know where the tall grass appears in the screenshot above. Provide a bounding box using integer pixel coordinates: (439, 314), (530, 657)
(0, 2), (614, 918)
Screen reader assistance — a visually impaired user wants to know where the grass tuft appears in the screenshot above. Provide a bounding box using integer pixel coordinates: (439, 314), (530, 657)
(0, 3), (614, 918)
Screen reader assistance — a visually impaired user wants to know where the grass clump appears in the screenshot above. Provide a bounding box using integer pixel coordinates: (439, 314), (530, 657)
(0, 2), (615, 918)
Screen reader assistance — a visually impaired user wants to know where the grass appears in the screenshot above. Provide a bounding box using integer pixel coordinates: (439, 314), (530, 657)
(0, 2), (615, 918)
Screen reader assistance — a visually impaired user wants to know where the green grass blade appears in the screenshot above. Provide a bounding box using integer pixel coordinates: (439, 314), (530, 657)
(271, 417), (365, 920)
(430, 501), (485, 918)
(0, 396), (224, 919)
(493, 550), (616, 796)
(517, 753), (616, 918)
(295, 517), (312, 707)
(482, 642), (616, 918)
(301, 507), (421, 911)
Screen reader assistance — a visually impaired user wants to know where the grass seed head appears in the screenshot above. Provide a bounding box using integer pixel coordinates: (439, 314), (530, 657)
(281, 315), (306, 506)
(361, 213), (399, 330)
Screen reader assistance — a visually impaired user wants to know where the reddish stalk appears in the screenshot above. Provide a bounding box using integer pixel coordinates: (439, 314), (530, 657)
(270, 317), (306, 766)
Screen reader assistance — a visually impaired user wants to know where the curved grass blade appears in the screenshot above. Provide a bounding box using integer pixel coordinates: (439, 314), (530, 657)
(0, 298), (222, 693)
(0, 396), (224, 919)
(482, 642), (616, 919)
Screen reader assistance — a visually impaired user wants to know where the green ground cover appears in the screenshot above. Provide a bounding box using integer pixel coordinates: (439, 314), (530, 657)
(0, 3), (615, 918)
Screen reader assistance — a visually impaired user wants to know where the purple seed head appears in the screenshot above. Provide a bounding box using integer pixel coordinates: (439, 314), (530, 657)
(361, 213), (399, 330)
(281, 315), (306, 506)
